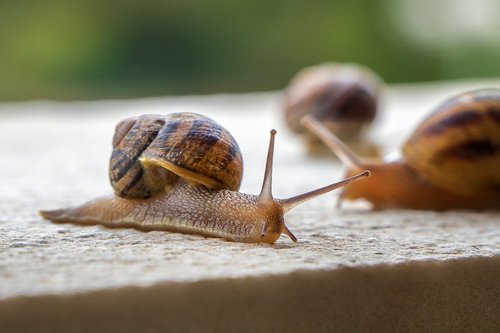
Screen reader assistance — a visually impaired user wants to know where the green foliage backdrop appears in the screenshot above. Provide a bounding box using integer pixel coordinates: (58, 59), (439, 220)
(1, 0), (499, 100)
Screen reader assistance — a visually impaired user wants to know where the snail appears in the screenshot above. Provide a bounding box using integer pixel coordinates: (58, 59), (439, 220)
(301, 89), (500, 210)
(40, 112), (370, 244)
(283, 63), (383, 156)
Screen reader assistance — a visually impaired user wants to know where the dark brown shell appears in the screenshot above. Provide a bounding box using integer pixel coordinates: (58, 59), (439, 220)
(283, 63), (382, 140)
(403, 89), (500, 195)
(109, 113), (243, 199)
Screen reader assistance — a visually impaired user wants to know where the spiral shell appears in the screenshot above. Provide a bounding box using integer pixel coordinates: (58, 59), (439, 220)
(283, 63), (382, 140)
(403, 89), (500, 195)
(109, 113), (243, 199)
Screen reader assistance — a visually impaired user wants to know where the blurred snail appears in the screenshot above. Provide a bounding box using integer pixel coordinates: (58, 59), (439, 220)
(40, 112), (370, 244)
(301, 89), (500, 210)
(283, 63), (383, 156)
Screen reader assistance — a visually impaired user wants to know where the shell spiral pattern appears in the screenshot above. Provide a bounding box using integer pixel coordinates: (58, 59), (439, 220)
(403, 89), (500, 195)
(109, 113), (243, 199)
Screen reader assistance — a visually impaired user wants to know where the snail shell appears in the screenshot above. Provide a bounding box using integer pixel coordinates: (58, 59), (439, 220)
(403, 89), (500, 195)
(283, 63), (382, 155)
(110, 113), (243, 199)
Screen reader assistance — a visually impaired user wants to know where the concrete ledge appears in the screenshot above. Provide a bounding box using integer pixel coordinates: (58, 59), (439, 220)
(1, 84), (499, 332)
(1, 256), (499, 333)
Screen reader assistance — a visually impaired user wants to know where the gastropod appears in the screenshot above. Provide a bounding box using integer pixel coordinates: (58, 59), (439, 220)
(40, 112), (370, 243)
(301, 89), (500, 210)
(283, 62), (383, 157)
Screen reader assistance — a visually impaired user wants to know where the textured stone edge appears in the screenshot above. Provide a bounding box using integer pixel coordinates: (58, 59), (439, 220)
(1, 256), (499, 333)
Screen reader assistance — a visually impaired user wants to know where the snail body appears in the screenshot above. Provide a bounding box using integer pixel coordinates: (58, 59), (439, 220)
(40, 112), (370, 244)
(302, 89), (500, 210)
(283, 63), (382, 156)
(41, 180), (287, 243)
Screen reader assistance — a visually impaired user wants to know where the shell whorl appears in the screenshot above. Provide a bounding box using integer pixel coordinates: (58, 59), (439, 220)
(109, 113), (243, 199)
(284, 63), (382, 139)
(403, 89), (500, 195)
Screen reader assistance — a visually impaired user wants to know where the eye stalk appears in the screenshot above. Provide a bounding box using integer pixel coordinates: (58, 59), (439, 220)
(257, 128), (370, 242)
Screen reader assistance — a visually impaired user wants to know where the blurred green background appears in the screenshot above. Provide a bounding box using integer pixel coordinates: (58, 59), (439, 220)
(1, 0), (500, 100)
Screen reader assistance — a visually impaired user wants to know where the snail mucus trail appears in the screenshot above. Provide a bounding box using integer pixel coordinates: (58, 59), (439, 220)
(40, 113), (370, 244)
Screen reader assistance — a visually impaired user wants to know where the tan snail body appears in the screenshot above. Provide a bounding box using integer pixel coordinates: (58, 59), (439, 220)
(302, 89), (500, 210)
(283, 63), (382, 156)
(40, 112), (370, 244)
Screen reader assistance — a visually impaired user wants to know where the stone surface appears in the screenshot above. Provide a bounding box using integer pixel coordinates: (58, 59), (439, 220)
(1, 257), (499, 333)
(1, 81), (499, 331)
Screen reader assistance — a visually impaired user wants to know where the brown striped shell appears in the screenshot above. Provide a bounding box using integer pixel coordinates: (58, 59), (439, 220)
(109, 113), (243, 199)
(283, 63), (382, 140)
(403, 89), (500, 195)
